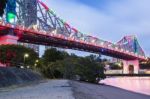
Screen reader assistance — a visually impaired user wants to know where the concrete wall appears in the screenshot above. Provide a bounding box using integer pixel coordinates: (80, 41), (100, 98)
(105, 70), (123, 74)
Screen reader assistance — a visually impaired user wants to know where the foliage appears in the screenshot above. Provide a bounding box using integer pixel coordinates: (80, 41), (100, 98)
(40, 48), (68, 78)
(75, 55), (106, 83)
(0, 44), (38, 67)
(40, 49), (106, 83)
(41, 57), (78, 79)
(40, 48), (105, 82)
(109, 62), (123, 70)
(0, 45), (106, 83)
(42, 48), (68, 65)
(140, 58), (150, 69)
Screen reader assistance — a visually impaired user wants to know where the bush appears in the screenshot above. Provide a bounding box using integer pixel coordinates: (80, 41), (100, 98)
(75, 55), (106, 83)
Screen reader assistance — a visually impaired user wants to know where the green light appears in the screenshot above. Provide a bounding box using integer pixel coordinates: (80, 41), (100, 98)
(7, 12), (15, 23)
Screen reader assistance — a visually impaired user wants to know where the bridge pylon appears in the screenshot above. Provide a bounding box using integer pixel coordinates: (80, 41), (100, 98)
(122, 60), (139, 74)
(0, 35), (19, 45)
(0, 35), (19, 67)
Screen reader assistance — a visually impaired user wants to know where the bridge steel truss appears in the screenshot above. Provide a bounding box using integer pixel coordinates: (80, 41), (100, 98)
(0, 0), (147, 61)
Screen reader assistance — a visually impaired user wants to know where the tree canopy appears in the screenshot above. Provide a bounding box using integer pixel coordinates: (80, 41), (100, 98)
(140, 58), (150, 69)
(39, 48), (106, 83)
(0, 44), (38, 67)
(0, 45), (106, 83)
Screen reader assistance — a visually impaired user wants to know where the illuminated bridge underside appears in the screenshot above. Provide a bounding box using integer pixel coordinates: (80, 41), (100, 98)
(0, 0), (146, 61)
(19, 34), (140, 60)
(0, 23), (145, 60)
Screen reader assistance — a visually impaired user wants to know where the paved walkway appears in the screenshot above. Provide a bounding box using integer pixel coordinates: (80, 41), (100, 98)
(0, 80), (74, 99)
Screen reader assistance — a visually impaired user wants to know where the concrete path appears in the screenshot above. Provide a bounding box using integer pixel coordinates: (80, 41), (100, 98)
(0, 80), (74, 99)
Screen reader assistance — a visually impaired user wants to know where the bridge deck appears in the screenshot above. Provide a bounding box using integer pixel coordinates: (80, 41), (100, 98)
(0, 23), (146, 61)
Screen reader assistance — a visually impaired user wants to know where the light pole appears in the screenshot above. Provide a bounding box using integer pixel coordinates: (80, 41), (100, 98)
(24, 53), (29, 68)
(34, 59), (39, 67)
(35, 59), (39, 63)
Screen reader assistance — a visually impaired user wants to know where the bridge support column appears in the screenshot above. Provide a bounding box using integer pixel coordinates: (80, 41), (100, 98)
(123, 60), (139, 74)
(0, 35), (19, 67)
(0, 35), (19, 45)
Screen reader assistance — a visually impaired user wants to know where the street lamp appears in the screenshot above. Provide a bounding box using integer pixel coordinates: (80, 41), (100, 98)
(35, 59), (39, 63)
(34, 59), (39, 68)
(24, 53), (29, 68)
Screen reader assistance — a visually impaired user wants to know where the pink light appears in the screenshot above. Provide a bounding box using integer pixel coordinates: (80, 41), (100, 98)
(64, 22), (70, 28)
(5, 23), (12, 28)
(38, 0), (49, 11)
(0, 20), (4, 25)
(72, 28), (78, 33)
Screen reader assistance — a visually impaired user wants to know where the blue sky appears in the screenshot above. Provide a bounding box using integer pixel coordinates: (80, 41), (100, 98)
(74, 0), (107, 8)
(42, 0), (150, 57)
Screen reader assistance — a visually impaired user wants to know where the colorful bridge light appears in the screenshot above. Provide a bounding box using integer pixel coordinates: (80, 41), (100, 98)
(72, 28), (78, 33)
(120, 48), (124, 52)
(6, 12), (15, 23)
(100, 42), (104, 46)
(64, 22), (70, 28)
(6, 0), (16, 24)
(115, 47), (118, 50)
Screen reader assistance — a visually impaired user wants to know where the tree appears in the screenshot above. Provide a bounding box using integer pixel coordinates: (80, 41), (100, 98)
(40, 49), (106, 83)
(109, 62), (123, 70)
(55, 57), (79, 79)
(75, 55), (106, 83)
(40, 48), (69, 78)
(42, 48), (67, 65)
(140, 58), (150, 69)
(0, 45), (38, 67)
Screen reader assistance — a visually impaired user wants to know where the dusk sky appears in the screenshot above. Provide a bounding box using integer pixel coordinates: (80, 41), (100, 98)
(42, 0), (150, 57)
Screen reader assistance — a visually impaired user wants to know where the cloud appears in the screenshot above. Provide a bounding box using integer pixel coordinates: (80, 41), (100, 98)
(42, 0), (150, 56)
